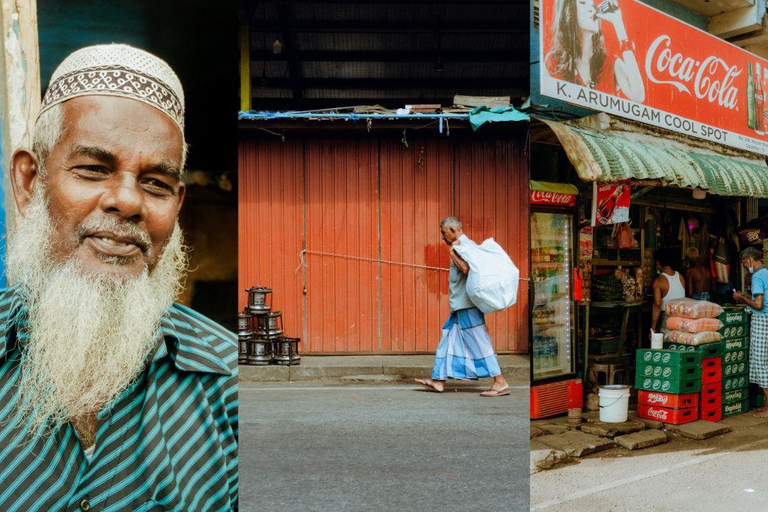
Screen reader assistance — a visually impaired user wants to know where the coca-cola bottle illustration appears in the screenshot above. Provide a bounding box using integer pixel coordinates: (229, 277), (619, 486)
(748, 62), (756, 130)
(763, 67), (768, 131)
(596, 186), (624, 225)
(757, 63), (765, 134)
(594, 0), (619, 18)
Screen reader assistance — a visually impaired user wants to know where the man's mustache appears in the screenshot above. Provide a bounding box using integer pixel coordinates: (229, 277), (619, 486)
(75, 217), (152, 253)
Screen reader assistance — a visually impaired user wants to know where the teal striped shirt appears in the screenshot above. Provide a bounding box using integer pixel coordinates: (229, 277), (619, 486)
(0, 286), (238, 511)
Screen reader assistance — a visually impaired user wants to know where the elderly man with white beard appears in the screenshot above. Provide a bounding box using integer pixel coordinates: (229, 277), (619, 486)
(0, 45), (237, 512)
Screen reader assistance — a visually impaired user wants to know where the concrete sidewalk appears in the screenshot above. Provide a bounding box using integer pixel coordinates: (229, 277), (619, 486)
(238, 354), (529, 384)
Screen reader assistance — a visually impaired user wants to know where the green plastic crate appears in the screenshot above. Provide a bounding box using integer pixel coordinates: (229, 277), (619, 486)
(723, 387), (749, 403)
(636, 363), (702, 380)
(635, 375), (702, 394)
(723, 399), (749, 417)
(719, 309), (748, 326)
(664, 342), (722, 358)
(723, 349), (748, 365)
(723, 375), (750, 391)
(723, 362), (749, 378)
(722, 337), (749, 352)
(636, 349), (702, 367)
(719, 323), (748, 339)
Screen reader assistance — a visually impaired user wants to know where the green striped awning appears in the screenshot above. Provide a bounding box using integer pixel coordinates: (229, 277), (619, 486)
(543, 120), (768, 198)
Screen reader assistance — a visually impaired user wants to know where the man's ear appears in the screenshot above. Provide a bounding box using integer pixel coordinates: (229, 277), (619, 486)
(10, 148), (41, 217)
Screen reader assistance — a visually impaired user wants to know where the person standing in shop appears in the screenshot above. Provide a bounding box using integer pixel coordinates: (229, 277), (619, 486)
(651, 249), (686, 332)
(415, 217), (509, 397)
(733, 247), (768, 418)
(684, 247), (712, 301)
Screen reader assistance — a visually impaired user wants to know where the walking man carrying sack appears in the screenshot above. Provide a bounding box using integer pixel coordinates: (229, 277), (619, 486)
(415, 217), (510, 397)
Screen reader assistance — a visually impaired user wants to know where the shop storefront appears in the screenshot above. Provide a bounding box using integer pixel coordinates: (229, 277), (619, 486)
(531, 0), (768, 422)
(530, 115), (768, 419)
(239, 115), (530, 355)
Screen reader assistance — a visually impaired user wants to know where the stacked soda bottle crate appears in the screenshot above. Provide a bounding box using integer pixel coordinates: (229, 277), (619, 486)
(635, 349), (702, 425)
(718, 308), (751, 418)
(635, 299), (721, 424)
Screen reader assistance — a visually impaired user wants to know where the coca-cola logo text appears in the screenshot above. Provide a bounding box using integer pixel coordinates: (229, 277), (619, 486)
(530, 191), (576, 206)
(645, 35), (741, 110)
(645, 407), (669, 420)
(645, 393), (668, 405)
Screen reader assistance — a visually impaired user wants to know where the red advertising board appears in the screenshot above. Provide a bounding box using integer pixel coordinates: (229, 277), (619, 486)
(530, 190), (578, 207)
(592, 181), (630, 226)
(529, 180), (579, 207)
(539, 0), (768, 155)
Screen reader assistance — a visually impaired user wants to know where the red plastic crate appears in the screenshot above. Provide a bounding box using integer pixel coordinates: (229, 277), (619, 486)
(702, 365), (722, 384)
(700, 406), (723, 422)
(530, 379), (583, 419)
(638, 390), (698, 409)
(699, 393), (722, 411)
(703, 357), (722, 370)
(701, 381), (721, 399)
(637, 404), (698, 425)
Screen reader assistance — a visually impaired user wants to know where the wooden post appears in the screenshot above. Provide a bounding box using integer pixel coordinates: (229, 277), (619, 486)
(239, 17), (251, 113)
(0, 0), (40, 285)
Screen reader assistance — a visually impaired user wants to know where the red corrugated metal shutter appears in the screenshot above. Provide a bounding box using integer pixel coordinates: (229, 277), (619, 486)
(238, 139), (305, 343)
(239, 132), (529, 354)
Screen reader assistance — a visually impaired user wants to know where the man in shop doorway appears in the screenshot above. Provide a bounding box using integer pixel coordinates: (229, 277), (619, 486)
(415, 217), (510, 397)
(733, 247), (768, 417)
(1, 44), (237, 509)
(684, 247), (711, 301)
(652, 249), (686, 332)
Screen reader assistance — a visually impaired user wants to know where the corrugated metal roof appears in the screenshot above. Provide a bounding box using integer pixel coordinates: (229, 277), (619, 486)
(544, 120), (768, 198)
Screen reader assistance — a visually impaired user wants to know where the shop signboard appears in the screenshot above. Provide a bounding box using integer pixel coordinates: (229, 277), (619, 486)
(539, 0), (768, 155)
(530, 180), (578, 207)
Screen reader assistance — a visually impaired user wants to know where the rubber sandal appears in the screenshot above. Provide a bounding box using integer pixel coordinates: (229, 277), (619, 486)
(480, 385), (510, 397)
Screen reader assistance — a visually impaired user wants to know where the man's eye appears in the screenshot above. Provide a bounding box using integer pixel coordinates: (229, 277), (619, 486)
(142, 179), (174, 195)
(74, 165), (109, 175)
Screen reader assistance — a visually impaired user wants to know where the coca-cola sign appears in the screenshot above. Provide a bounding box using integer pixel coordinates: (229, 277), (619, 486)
(645, 393), (668, 405)
(539, 0), (768, 155)
(644, 407), (669, 420)
(645, 35), (741, 110)
(530, 190), (577, 207)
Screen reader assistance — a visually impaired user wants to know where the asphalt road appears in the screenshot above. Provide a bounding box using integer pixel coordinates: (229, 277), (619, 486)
(238, 382), (529, 512)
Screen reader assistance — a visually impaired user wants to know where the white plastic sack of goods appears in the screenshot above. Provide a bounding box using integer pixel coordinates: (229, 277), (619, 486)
(453, 238), (520, 314)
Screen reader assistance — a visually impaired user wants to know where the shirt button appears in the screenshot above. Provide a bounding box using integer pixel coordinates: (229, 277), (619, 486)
(79, 498), (91, 511)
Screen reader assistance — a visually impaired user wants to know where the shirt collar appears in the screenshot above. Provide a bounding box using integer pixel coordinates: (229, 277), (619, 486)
(152, 306), (232, 376)
(0, 287), (230, 377)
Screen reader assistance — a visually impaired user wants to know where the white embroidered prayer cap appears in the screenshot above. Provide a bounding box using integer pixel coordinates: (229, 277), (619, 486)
(38, 44), (185, 134)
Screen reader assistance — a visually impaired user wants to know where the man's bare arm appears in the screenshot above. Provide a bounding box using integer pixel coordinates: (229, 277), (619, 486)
(652, 279), (663, 332)
(449, 247), (469, 274)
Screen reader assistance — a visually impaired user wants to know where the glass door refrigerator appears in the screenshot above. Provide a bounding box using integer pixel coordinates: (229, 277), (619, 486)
(529, 181), (582, 419)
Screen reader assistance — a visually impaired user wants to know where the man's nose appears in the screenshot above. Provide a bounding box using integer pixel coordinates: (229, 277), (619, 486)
(98, 174), (147, 222)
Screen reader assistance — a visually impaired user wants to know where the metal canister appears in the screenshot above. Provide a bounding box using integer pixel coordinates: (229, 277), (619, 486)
(273, 336), (301, 366)
(246, 285), (272, 314)
(238, 335), (250, 365)
(256, 311), (284, 338)
(247, 336), (273, 366)
(237, 311), (254, 337)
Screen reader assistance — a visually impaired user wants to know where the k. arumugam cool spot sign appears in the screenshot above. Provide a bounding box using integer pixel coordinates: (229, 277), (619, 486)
(540, 0), (768, 155)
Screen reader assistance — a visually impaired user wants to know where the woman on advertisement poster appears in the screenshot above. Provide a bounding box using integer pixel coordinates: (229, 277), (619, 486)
(547, 0), (646, 103)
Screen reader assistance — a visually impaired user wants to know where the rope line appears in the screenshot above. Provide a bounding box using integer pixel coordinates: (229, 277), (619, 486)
(296, 249), (450, 273)
(296, 249), (531, 282)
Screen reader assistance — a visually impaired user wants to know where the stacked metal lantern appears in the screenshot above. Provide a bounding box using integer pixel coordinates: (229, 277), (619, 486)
(238, 285), (301, 366)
